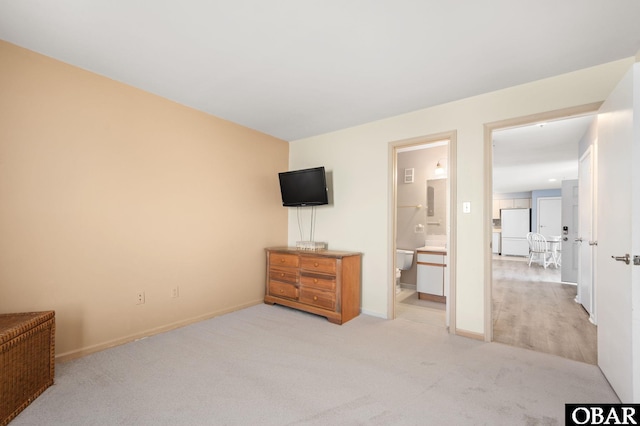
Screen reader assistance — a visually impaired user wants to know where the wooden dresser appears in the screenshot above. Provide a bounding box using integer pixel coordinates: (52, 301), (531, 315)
(264, 247), (362, 324)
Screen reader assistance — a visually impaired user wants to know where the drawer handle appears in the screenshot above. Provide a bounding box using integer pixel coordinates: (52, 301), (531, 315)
(280, 289), (284, 293)
(280, 258), (286, 263)
(280, 273), (285, 277)
(313, 278), (318, 284)
(313, 296), (318, 301)
(314, 262), (319, 267)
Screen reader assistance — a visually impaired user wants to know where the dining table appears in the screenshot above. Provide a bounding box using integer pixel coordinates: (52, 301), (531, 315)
(546, 235), (562, 267)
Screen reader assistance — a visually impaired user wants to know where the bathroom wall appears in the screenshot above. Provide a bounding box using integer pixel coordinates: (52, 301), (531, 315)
(396, 144), (448, 285)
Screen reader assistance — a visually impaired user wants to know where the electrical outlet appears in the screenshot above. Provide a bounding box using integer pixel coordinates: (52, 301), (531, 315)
(136, 291), (145, 305)
(171, 286), (179, 298)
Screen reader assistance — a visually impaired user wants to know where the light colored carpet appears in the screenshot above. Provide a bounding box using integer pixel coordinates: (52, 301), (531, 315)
(12, 304), (617, 425)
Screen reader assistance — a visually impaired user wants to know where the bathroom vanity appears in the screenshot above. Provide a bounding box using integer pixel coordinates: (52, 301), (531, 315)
(416, 246), (447, 302)
(264, 247), (362, 324)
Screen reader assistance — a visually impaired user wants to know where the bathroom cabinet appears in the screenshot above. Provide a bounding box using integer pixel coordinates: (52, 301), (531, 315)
(264, 247), (362, 324)
(416, 250), (447, 302)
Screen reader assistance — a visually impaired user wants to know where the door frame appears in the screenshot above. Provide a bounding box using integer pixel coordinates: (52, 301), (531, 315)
(483, 102), (602, 342)
(389, 130), (457, 332)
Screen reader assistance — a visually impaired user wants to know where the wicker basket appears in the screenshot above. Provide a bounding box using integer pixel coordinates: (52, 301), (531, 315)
(0, 311), (55, 426)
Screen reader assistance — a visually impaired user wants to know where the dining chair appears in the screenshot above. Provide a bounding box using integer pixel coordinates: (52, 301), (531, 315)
(528, 233), (552, 268)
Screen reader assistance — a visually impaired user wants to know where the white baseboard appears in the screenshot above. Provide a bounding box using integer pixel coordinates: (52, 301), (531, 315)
(360, 309), (388, 319)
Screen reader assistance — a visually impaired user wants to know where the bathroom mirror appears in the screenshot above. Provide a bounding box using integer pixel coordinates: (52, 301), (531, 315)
(426, 179), (447, 232)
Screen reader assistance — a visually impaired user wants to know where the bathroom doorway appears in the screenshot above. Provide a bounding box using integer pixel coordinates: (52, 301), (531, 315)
(390, 133), (456, 330)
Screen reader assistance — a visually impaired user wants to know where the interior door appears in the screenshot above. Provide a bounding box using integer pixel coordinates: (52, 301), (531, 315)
(577, 149), (594, 319)
(537, 197), (561, 238)
(561, 180), (578, 283)
(596, 63), (639, 403)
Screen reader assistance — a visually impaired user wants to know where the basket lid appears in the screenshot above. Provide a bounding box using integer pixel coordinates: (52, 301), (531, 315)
(0, 311), (55, 344)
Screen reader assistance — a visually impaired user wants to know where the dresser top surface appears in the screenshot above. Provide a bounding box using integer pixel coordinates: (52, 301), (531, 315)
(266, 247), (361, 258)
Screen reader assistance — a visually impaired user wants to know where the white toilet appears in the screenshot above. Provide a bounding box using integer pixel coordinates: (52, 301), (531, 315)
(396, 249), (414, 294)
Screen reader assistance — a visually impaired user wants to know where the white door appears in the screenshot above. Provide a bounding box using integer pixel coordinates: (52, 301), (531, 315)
(577, 149), (594, 319)
(537, 197), (561, 238)
(561, 180), (579, 283)
(596, 63), (640, 403)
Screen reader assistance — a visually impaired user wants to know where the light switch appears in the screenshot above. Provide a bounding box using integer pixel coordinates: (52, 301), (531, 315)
(463, 202), (471, 213)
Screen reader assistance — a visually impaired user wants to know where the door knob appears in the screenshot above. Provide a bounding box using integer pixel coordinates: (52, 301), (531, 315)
(611, 254), (630, 265)
(575, 237), (583, 242)
(588, 241), (598, 246)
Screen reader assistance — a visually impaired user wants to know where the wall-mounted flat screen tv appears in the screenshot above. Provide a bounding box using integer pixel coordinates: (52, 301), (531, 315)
(278, 166), (329, 207)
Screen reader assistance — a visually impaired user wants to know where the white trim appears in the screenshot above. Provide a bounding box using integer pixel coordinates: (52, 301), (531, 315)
(359, 309), (387, 319)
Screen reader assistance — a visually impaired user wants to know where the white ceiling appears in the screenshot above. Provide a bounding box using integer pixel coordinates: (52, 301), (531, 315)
(1, 1), (639, 141)
(492, 114), (594, 194)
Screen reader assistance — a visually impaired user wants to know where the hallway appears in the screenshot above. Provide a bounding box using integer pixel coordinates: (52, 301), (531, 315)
(492, 256), (597, 364)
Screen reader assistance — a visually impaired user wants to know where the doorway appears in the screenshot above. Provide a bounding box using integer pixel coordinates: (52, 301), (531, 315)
(389, 131), (457, 331)
(486, 104), (599, 363)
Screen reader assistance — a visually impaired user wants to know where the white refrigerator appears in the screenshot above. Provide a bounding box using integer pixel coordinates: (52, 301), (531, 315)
(500, 208), (531, 256)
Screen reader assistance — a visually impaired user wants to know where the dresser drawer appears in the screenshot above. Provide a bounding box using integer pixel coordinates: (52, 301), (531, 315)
(300, 256), (336, 274)
(269, 281), (299, 300)
(269, 267), (298, 284)
(300, 287), (335, 310)
(300, 274), (336, 291)
(270, 253), (300, 268)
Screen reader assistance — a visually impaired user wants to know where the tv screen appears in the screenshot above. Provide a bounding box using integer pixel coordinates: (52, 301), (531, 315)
(278, 167), (329, 207)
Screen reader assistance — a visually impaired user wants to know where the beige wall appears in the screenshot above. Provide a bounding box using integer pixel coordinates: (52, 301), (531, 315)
(289, 57), (634, 337)
(0, 41), (289, 358)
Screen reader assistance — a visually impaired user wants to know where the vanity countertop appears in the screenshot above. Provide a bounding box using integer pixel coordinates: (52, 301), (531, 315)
(416, 245), (447, 253)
